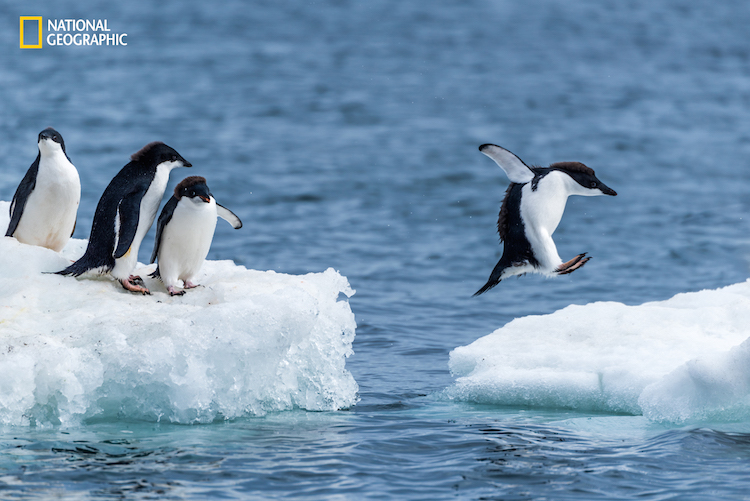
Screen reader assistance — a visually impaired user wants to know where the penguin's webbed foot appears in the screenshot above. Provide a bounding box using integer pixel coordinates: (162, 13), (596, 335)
(556, 253), (590, 275)
(168, 286), (186, 296)
(121, 276), (151, 295)
(183, 280), (200, 289)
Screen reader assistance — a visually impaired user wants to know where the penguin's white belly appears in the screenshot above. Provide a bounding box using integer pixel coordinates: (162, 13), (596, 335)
(519, 172), (570, 271)
(13, 161), (80, 252)
(158, 201), (217, 288)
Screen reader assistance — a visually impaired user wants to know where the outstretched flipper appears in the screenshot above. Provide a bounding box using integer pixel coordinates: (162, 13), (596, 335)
(217, 203), (242, 229)
(479, 144), (535, 183)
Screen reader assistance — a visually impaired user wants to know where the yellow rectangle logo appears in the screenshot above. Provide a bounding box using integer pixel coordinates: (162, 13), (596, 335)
(20, 17), (43, 49)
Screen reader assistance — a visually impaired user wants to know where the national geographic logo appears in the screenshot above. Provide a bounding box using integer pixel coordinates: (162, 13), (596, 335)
(19, 17), (42, 49)
(19, 17), (128, 49)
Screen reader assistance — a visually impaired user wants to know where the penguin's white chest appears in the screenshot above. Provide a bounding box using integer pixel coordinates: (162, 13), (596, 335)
(519, 171), (572, 236)
(158, 198), (217, 287)
(13, 153), (80, 252)
(135, 165), (172, 244)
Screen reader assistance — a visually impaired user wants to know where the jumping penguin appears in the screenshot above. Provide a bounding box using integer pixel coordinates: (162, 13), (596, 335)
(57, 142), (191, 294)
(474, 144), (617, 296)
(5, 127), (80, 252)
(150, 176), (242, 296)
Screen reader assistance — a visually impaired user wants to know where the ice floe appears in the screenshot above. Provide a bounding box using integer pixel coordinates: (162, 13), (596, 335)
(0, 201), (358, 426)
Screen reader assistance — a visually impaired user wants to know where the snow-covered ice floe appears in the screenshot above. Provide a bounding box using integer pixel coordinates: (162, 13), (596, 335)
(0, 201), (358, 426)
(447, 282), (750, 424)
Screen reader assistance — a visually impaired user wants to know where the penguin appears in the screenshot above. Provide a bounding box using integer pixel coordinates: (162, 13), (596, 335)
(57, 142), (191, 294)
(5, 127), (80, 252)
(474, 144), (617, 296)
(149, 176), (242, 296)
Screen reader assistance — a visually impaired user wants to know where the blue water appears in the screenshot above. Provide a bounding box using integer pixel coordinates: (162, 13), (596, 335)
(3, 0), (750, 498)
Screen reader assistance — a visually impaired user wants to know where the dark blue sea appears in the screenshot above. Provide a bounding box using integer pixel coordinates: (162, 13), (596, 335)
(2, 0), (750, 498)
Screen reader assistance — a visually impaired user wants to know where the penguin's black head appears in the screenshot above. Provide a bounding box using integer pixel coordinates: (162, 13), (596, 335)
(175, 176), (212, 203)
(38, 127), (67, 153)
(131, 142), (192, 169)
(550, 162), (617, 197)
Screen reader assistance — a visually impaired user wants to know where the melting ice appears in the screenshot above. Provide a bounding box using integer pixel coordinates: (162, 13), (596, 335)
(448, 280), (750, 423)
(0, 201), (358, 426)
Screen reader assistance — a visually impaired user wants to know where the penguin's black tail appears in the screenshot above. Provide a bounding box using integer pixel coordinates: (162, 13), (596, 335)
(473, 257), (510, 296)
(473, 277), (500, 296)
(56, 250), (112, 277)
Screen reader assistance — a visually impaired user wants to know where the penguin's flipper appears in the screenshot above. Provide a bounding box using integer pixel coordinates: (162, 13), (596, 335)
(113, 188), (147, 259)
(5, 157), (40, 237)
(217, 203), (243, 229)
(150, 196), (178, 264)
(479, 144), (534, 184)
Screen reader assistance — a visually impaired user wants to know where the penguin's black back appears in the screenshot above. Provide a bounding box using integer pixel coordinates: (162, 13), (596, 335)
(474, 182), (538, 296)
(495, 183), (537, 268)
(90, 162), (155, 254)
(5, 154), (40, 237)
(57, 157), (157, 276)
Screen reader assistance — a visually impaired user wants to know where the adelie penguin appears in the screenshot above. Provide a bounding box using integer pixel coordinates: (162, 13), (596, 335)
(57, 142), (191, 294)
(5, 127), (80, 252)
(474, 144), (617, 296)
(149, 176), (242, 296)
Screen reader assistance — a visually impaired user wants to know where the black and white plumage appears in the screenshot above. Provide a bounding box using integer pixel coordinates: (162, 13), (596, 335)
(149, 176), (242, 296)
(474, 144), (617, 296)
(5, 127), (80, 252)
(57, 142), (191, 294)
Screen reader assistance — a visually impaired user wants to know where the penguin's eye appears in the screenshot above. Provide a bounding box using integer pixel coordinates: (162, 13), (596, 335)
(171, 155), (177, 161)
(589, 181), (597, 188)
(190, 190), (196, 196)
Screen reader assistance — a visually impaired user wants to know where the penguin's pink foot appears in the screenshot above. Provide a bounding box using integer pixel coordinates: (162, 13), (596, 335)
(183, 280), (199, 289)
(121, 275), (150, 295)
(556, 253), (590, 275)
(167, 285), (185, 296)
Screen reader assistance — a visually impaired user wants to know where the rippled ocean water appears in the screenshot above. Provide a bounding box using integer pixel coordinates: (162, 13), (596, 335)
(3, 0), (750, 498)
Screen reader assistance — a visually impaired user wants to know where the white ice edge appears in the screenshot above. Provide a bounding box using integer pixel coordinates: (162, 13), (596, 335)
(0, 201), (358, 426)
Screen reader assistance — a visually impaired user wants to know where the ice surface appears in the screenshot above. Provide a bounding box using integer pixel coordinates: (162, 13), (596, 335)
(0, 201), (358, 426)
(448, 281), (750, 423)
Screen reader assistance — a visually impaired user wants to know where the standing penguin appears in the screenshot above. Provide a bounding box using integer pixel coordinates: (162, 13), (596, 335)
(57, 142), (191, 294)
(5, 127), (80, 252)
(150, 176), (242, 296)
(474, 144), (617, 296)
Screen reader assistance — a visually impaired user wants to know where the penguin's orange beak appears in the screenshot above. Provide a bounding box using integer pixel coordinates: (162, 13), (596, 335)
(199, 195), (211, 203)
